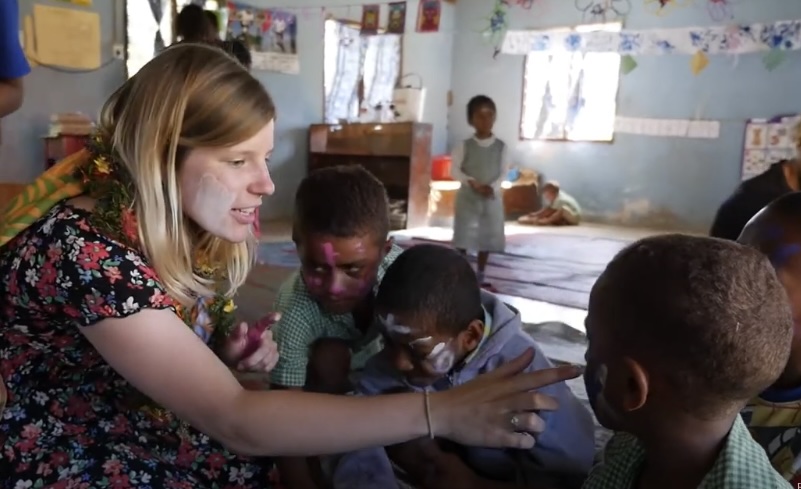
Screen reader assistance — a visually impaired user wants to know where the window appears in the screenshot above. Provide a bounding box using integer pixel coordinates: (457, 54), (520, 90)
(324, 19), (402, 123)
(520, 22), (621, 142)
(125, 0), (176, 78)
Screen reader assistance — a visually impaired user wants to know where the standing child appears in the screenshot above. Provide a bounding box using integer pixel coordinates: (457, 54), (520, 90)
(451, 95), (509, 288)
(582, 234), (792, 489)
(333, 244), (595, 489)
(738, 192), (801, 485)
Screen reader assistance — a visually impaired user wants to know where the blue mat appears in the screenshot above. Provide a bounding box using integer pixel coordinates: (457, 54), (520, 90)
(257, 242), (300, 268)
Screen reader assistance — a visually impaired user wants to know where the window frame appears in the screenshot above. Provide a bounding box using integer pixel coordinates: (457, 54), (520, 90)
(519, 21), (622, 143)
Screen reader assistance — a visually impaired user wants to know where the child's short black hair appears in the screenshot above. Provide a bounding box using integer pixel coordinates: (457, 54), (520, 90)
(466, 95), (496, 123)
(376, 244), (483, 336)
(294, 165), (389, 242)
(221, 40), (252, 69)
(595, 234), (792, 418)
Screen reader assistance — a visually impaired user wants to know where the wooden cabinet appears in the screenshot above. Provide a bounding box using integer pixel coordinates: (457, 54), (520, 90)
(308, 122), (432, 229)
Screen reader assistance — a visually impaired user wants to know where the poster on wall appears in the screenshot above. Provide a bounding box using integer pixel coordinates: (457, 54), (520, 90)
(741, 115), (801, 180)
(226, 3), (299, 75)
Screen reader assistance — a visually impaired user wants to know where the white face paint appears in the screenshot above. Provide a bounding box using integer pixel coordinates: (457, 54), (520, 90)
(178, 121), (275, 243)
(409, 336), (432, 347)
(189, 173), (237, 236)
(380, 313), (412, 335)
(427, 340), (456, 374)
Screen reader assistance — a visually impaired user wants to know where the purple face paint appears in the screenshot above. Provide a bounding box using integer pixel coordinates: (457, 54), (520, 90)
(772, 243), (801, 267)
(322, 242), (338, 267)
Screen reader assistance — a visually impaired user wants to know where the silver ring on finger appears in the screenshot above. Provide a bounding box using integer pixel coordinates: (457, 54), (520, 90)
(510, 414), (520, 430)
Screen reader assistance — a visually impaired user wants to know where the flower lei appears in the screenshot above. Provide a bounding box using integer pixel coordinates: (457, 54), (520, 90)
(79, 133), (238, 345)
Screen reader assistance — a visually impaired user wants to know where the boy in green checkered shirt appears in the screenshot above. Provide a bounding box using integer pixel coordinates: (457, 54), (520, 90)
(269, 165), (402, 489)
(582, 235), (791, 489)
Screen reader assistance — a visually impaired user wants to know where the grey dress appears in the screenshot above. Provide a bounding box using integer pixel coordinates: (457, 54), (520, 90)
(452, 138), (506, 253)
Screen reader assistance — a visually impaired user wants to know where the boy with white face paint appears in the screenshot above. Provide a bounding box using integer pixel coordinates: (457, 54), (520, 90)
(332, 244), (595, 489)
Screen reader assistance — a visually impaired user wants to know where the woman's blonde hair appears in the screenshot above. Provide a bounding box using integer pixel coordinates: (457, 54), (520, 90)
(98, 43), (275, 305)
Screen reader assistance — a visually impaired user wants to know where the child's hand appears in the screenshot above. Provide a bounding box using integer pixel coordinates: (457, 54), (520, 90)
(220, 313), (281, 372)
(423, 451), (480, 489)
(479, 184), (494, 198)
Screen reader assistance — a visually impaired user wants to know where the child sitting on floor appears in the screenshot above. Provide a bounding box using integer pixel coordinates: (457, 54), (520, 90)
(270, 165), (403, 489)
(333, 244), (595, 489)
(582, 234), (792, 489)
(519, 181), (581, 226)
(738, 192), (801, 485)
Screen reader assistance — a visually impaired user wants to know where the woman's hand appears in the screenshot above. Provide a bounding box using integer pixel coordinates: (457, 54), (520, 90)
(428, 349), (582, 449)
(220, 313), (281, 372)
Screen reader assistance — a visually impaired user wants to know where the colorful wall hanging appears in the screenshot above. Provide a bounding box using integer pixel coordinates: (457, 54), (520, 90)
(706, 0), (734, 22)
(361, 4), (380, 35)
(387, 2), (407, 34)
(482, 0), (510, 56)
(501, 19), (801, 57)
(575, 0), (631, 23)
(417, 0), (441, 33)
(227, 3), (299, 74)
(742, 115), (800, 180)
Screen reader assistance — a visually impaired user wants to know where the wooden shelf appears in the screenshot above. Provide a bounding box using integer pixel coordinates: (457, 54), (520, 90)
(308, 122), (432, 230)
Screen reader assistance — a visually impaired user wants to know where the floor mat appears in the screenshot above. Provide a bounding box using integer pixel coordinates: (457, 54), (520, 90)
(256, 233), (633, 310)
(395, 234), (633, 310)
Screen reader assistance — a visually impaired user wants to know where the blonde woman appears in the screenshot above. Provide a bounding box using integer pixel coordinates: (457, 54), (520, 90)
(0, 44), (581, 486)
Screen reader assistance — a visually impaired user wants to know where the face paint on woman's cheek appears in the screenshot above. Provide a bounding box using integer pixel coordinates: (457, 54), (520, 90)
(189, 174), (237, 234)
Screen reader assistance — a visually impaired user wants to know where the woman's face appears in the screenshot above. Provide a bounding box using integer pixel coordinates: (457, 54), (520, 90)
(179, 121), (275, 243)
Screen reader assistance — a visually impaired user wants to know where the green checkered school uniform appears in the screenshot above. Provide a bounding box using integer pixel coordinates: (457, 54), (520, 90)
(269, 244), (403, 388)
(583, 416), (790, 489)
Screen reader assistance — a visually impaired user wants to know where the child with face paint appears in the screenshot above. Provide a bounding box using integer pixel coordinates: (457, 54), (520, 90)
(582, 234), (792, 489)
(738, 192), (801, 485)
(270, 165), (403, 489)
(332, 244), (595, 489)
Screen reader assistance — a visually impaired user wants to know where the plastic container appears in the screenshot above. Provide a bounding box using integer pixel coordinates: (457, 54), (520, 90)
(431, 154), (452, 181)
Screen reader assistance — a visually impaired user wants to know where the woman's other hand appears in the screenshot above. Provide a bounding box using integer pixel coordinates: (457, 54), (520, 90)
(221, 314), (281, 372)
(429, 349), (582, 449)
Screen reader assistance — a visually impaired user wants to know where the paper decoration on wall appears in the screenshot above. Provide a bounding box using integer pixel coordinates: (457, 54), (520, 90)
(31, 4), (101, 70)
(501, 19), (801, 57)
(741, 115), (801, 180)
(361, 4), (380, 35)
(706, 0), (734, 22)
(763, 49), (786, 71)
(482, 0), (510, 54)
(620, 54), (637, 74)
(615, 116), (720, 138)
(644, 0), (691, 16)
(54, 0), (92, 5)
(227, 4), (299, 74)
(690, 51), (709, 75)
(575, 0), (631, 23)
(417, 0), (441, 33)
(387, 2), (407, 34)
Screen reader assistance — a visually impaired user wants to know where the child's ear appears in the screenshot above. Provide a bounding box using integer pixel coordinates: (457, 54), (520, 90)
(620, 357), (649, 412)
(459, 319), (485, 352)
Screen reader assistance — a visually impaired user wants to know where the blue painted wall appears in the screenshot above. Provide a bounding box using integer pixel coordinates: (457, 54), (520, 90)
(450, 0), (801, 231)
(0, 0), (125, 183)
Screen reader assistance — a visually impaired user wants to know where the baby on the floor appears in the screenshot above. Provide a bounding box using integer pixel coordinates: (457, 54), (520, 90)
(333, 244), (595, 489)
(520, 181), (581, 226)
(582, 234), (792, 489)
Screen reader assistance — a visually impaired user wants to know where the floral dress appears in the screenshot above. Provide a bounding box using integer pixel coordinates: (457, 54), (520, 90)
(0, 202), (274, 488)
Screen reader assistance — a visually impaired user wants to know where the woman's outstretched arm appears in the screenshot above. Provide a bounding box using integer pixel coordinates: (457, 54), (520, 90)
(81, 308), (580, 456)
